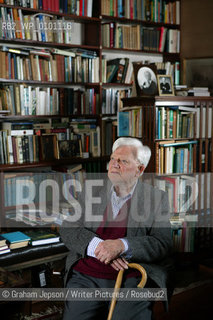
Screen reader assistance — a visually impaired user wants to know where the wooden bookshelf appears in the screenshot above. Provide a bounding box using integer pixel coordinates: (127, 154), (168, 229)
(121, 95), (213, 256)
(121, 96), (213, 173)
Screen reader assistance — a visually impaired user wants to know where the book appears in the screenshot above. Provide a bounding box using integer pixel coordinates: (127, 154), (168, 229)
(24, 229), (60, 246)
(106, 63), (119, 83)
(0, 235), (6, 246)
(1, 231), (30, 249)
(0, 248), (11, 255)
(0, 245), (9, 251)
(118, 111), (129, 136)
(51, 48), (75, 57)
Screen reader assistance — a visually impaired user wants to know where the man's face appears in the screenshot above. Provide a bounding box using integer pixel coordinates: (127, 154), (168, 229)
(108, 146), (143, 187)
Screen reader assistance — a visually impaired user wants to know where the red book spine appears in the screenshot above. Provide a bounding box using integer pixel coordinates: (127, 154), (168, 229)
(130, 0), (133, 19)
(85, 134), (90, 152)
(42, 0), (48, 10)
(56, 0), (60, 12)
(110, 22), (114, 48)
(39, 59), (44, 81)
(79, 0), (83, 16)
(11, 56), (15, 79)
(47, 0), (52, 11)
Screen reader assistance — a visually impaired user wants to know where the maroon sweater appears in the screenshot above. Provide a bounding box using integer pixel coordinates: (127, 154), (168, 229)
(73, 201), (140, 280)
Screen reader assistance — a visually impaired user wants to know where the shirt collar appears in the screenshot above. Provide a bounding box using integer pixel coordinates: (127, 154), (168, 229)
(111, 181), (137, 201)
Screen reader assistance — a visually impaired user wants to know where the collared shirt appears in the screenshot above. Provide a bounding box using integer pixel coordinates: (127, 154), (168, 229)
(87, 183), (137, 258)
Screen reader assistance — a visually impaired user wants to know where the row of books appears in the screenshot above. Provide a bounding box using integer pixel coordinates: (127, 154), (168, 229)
(0, 47), (100, 83)
(156, 106), (195, 140)
(0, 8), (72, 44)
(156, 104), (213, 140)
(171, 222), (197, 253)
(0, 230), (60, 255)
(0, 123), (100, 164)
(157, 171), (212, 251)
(101, 22), (180, 53)
(4, 164), (85, 209)
(118, 109), (142, 137)
(187, 87), (211, 97)
(1, 85), (59, 115)
(155, 140), (196, 174)
(1, 0), (94, 17)
(102, 88), (131, 114)
(101, 0), (180, 25)
(155, 173), (212, 215)
(195, 105), (212, 139)
(0, 85), (100, 116)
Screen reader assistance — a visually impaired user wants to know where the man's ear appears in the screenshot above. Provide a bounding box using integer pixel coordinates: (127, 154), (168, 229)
(137, 165), (145, 176)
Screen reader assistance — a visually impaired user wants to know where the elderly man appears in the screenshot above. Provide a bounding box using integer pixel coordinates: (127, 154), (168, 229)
(60, 137), (173, 320)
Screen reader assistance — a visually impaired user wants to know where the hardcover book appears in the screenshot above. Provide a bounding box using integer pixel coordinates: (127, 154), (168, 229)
(2, 231), (30, 249)
(24, 229), (60, 246)
(0, 235), (6, 247)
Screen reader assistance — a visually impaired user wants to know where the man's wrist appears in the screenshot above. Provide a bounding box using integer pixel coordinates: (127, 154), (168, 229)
(87, 237), (103, 257)
(119, 238), (128, 254)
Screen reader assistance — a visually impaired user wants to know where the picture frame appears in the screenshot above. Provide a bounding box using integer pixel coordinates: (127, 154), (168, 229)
(157, 75), (175, 96)
(183, 57), (213, 93)
(58, 140), (81, 159)
(133, 63), (158, 96)
(40, 135), (58, 161)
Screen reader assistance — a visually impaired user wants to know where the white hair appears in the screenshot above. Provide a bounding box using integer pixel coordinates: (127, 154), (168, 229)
(112, 137), (151, 168)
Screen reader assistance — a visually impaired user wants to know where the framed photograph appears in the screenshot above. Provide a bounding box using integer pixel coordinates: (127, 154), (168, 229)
(183, 57), (213, 93)
(58, 140), (81, 159)
(40, 135), (58, 161)
(157, 75), (175, 96)
(133, 63), (158, 96)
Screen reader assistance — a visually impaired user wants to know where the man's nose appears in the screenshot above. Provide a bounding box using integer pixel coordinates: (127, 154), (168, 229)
(112, 159), (120, 167)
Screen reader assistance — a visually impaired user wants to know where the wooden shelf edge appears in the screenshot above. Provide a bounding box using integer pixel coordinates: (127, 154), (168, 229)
(0, 3), (100, 22)
(0, 39), (100, 50)
(101, 14), (180, 29)
(5, 251), (69, 272)
(0, 79), (100, 87)
(0, 156), (110, 171)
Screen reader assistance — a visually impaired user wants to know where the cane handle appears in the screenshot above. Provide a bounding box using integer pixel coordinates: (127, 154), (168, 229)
(107, 263), (147, 320)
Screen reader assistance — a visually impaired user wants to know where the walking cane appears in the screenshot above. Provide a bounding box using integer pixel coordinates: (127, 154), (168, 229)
(107, 263), (147, 320)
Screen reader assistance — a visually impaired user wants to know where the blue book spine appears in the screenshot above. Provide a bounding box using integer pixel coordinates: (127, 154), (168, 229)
(118, 0), (123, 17)
(64, 0), (68, 13)
(180, 149), (184, 173)
(13, 54), (17, 79)
(39, 15), (45, 42)
(38, 0), (43, 9)
(82, 0), (85, 16)
(64, 57), (68, 82)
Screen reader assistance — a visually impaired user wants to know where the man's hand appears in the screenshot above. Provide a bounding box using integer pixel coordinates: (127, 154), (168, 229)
(110, 257), (129, 271)
(95, 239), (125, 264)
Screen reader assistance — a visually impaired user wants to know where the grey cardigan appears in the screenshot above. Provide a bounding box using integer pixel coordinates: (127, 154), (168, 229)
(60, 180), (174, 292)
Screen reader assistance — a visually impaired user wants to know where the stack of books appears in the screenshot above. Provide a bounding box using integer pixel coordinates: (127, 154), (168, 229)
(188, 87), (210, 96)
(24, 229), (60, 246)
(0, 229), (61, 250)
(1, 231), (30, 250)
(0, 235), (10, 255)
